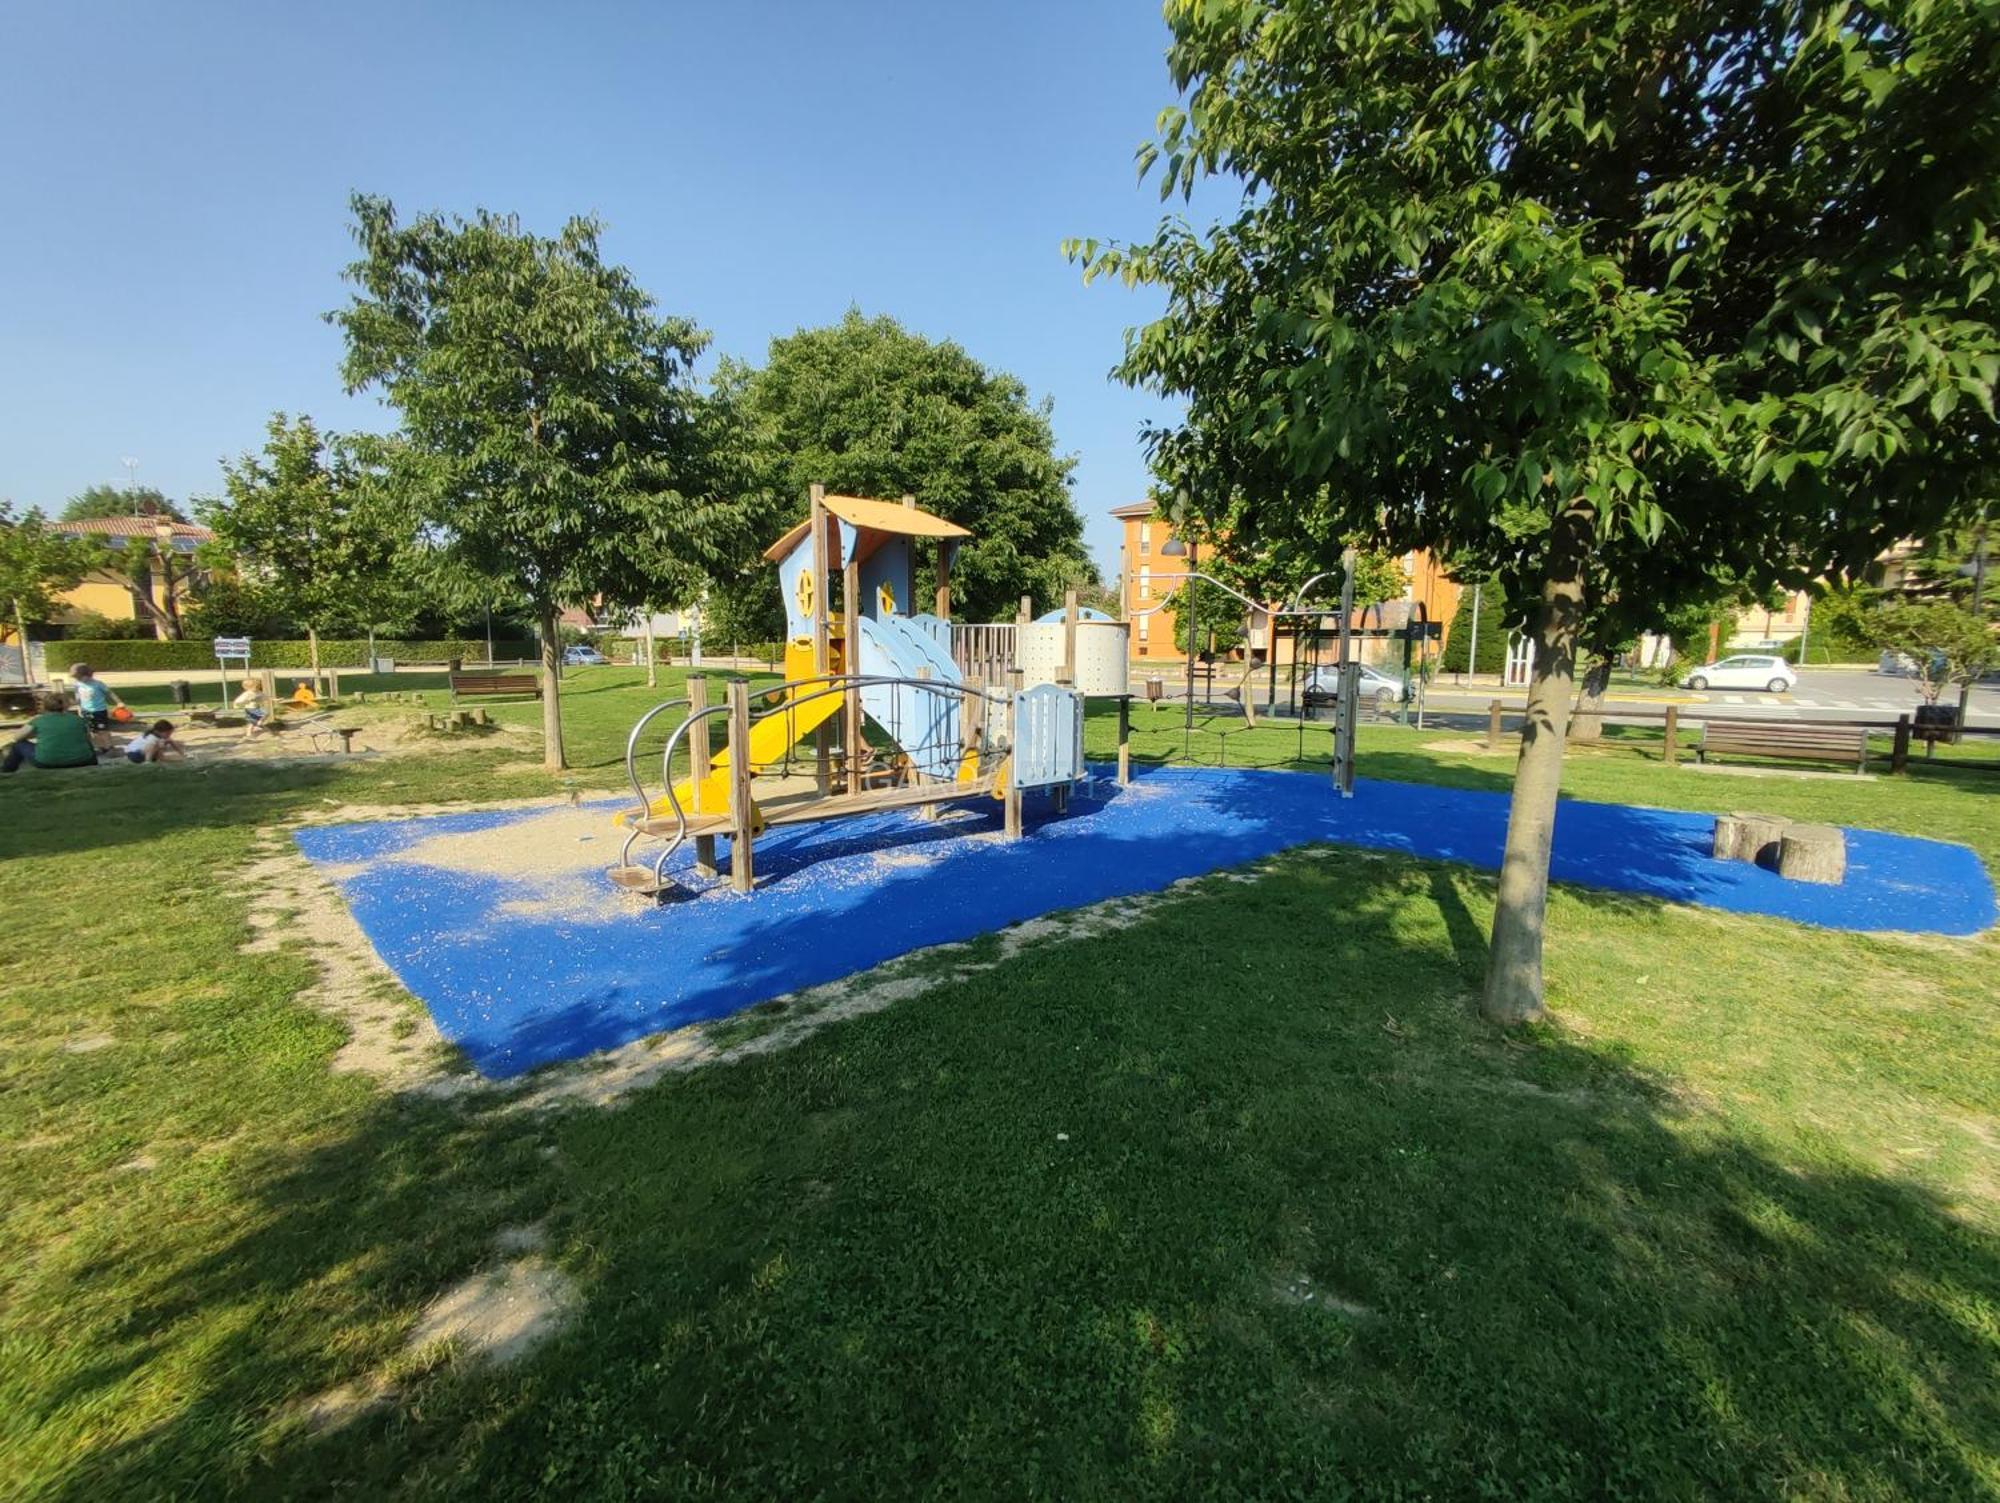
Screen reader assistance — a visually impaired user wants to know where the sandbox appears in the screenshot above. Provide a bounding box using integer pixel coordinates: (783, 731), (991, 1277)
(295, 766), (1996, 1078)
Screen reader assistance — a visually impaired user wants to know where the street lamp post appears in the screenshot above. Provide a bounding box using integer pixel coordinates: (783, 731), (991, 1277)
(1159, 535), (1193, 725)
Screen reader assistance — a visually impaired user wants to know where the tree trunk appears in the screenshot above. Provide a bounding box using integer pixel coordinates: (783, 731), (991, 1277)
(1570, 656), (1612, 743)
(160, 557), (182, 639)
(308, 625), (323, 697)
(643, 614), (657, 689)
(539, 604), (567, 772)
(1482, 503), (1592, 1024)
(12, 596), (31, 686)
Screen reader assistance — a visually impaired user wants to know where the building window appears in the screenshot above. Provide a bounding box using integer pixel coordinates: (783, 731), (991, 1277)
(1138, 567), (1150, 600)
(1139, 522), (1150, 554)
(1137, 614), (1150, 642)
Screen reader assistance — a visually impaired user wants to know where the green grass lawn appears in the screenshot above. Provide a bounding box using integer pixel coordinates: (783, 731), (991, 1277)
(2, 674), (1995, 1499)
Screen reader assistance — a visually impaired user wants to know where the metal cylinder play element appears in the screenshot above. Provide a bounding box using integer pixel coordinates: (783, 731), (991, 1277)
(1015, 620), (1129, 694)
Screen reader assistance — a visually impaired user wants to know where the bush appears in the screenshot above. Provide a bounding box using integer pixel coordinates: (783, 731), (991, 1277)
(52, 638), (537, 671)
(1440, 582), (1510, 674)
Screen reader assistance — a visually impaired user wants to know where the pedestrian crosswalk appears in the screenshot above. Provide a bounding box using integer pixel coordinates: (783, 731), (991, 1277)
(1712, 692), (1917, 711)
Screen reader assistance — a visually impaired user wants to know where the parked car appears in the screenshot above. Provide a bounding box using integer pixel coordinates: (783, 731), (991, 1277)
(561, 645), (609, 666)
(1878, 647), (1946, 678)
(1302, 663), (1405, 712)
(1680, 654), (1796, 693)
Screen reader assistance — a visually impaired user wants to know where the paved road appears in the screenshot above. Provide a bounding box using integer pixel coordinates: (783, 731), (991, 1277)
(1417, 668), (1999, 728)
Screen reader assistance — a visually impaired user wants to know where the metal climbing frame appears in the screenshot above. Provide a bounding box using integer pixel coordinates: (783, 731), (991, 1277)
(613, 673), (1020, 896)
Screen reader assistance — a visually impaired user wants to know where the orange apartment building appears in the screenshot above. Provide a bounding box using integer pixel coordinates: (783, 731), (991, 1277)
(1109, 501), (1461, 665)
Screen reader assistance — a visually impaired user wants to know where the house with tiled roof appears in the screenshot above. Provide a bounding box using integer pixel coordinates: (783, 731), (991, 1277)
(45, 517), (213, 640)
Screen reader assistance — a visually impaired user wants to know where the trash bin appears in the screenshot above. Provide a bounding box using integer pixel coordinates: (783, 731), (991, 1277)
(371, 657), (396, 675)
(170, 679), (191, 706)
(1914, 703), (1959, 741)
(448, 656), (463, 673)
(1144, 677), (1163, 702)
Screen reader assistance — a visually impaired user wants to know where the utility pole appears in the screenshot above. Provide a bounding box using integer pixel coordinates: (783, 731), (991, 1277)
(1466, 583), (1481, 685)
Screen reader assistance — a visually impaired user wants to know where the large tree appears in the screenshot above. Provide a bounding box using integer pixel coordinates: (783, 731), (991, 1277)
(199, 414), (417, 689)
(1074, 0), (1999, 1021)
(332, 195), (747, 769)
(61, 485), (185, 523)
(0, 504), (106, 673)
(61, 485), (191, 637)
(721, 309), (1092, 622)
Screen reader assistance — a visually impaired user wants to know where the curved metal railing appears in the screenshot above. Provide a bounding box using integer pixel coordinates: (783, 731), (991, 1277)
(618, 673), (1016, 892)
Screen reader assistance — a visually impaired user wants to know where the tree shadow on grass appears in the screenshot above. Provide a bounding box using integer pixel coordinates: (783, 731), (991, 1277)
(0, 759), (346, 863)
(20, 854), (2000, 1500)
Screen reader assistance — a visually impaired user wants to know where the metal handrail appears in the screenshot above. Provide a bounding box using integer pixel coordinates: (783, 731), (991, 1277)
(622, 673), (1017, 891)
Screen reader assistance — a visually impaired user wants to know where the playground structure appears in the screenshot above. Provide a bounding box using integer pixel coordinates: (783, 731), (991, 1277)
(610, 486), (1131, 897)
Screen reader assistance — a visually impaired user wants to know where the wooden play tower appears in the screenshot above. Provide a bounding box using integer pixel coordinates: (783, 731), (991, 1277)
(610, 485), (1130, 898)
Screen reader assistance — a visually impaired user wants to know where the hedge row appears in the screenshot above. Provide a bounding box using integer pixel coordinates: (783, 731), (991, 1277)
(47, 639), (536, 672)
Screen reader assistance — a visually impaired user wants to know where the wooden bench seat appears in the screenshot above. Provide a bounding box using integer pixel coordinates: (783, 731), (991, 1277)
(448, 672), (541, 703)
(1696, 720), (1867, 773)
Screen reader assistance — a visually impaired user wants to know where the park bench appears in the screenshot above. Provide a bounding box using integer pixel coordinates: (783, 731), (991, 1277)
(1696, 719), (1868, 774)
(448, 672), (541, 704)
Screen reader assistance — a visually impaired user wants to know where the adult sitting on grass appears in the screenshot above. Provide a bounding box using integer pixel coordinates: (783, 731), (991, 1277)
(122, 719), (186, 766)
(2, 692), (100, 774)
(69, 662), (126, 751)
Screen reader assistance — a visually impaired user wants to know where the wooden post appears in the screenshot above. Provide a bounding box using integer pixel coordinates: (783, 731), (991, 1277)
(844, 552), (862, 795)
(936, 540), (952, 620)
(1004, 668), (1025, 839)
(1017, 595), (1032, 627)
(960, 682), (985, 781)
(916, 666), (938, 820)
(1116, 695), (1131, 786)
(1487, 699), (1503, 749)
(1060, 588), (1078, 687)
(687, 674), (716, 878)
(902, 493), (919, 621)
(1662, 704), (1679, 765)
(727, 678), (755, 893)
(1892, 714), (1911, 774)
(810, 484), (831, 795)
(327, 665), (341, 702)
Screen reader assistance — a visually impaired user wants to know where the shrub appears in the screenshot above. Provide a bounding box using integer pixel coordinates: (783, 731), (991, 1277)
(54, 638), (536, 671)
(1440, 582), (1509, 673)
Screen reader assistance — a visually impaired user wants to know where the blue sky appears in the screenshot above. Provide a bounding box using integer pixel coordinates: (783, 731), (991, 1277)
(0, 1), (1216, 576)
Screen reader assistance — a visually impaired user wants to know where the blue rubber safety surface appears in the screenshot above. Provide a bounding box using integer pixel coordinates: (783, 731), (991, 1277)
(295, 766), (1995, 1078)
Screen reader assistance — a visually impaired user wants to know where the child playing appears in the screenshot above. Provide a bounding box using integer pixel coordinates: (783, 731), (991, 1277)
(234, 683), (271, 739)
(123, 720), (186, 764)
(69, 662), (126, 750)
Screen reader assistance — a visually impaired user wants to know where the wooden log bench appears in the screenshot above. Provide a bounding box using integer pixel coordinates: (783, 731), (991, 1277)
(447, 672), (541, 705)
(1696, 720), (1867, 774)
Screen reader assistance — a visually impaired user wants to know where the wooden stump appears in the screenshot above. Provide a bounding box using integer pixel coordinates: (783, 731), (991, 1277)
(1713, 811), (1790, 865)
(1778, 824), (1845, 884)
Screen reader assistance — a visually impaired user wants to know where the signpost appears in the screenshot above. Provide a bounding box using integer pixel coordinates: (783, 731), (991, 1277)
(214, 636), (251, 710)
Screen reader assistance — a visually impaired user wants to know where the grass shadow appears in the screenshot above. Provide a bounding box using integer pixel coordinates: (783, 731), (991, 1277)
(20, 848), (1998, 1499)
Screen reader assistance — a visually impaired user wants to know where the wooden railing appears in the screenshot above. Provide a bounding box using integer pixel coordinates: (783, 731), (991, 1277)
(951, 623), (1017, 685)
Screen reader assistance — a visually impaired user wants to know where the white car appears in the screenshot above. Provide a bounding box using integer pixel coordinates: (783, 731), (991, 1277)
(1302, 663), (1406, 712)
(1681, 654), (1796, 693)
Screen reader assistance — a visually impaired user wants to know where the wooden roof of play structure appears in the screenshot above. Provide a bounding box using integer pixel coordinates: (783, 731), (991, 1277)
(762, 494), (971, 562)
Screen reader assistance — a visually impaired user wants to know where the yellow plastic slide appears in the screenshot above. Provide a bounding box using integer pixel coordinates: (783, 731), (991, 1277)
(637, 689), (844, 822)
